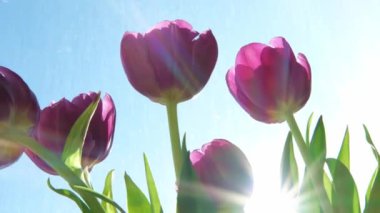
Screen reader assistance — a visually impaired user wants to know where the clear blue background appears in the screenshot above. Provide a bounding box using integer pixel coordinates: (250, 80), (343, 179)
(1, 0), (380, 212)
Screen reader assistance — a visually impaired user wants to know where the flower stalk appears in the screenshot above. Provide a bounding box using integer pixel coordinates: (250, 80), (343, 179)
(166, 102), (182, 181)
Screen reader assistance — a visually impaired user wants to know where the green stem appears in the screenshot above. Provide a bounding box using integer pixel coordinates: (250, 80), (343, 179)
(166, 102), (182, 181)
(1, 128), (104, 212)
(285, 114), (333, 213)
(285, 114), (309, 164)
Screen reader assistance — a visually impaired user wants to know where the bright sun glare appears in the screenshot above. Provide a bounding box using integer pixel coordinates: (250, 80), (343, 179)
(245, 190), (299, 213)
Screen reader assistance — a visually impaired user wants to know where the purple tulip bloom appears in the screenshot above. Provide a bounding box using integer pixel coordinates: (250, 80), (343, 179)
(26, 92), (116, 175)
(190, 139), (253, 207)
(0, 66), (40, 169)
(121, 19), (218, 105)
(226, 37), (311, 123)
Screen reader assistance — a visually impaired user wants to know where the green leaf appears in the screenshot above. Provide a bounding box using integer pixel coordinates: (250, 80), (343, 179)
(298, 170), (320, 213)
(323, 172), (333, 203)
(102, 170), (116, 213)
(143, 154), (162, 213)
(365, 167), (380, 212)
(124, 173), (151, 213)
(309, 116), (326, 169)
(337, 127), (350, 170)
(280, 131), (299, 191)
(47, 179), (90, 213)
(363, 125), (380, 163)
(327, 158), (361, 213)
(61, 94), (100, 175)
(73, 185), (125, 213)
(366, 168), (378, 203)
(305, 112), (314, 146)
(181, 133), (187, 152)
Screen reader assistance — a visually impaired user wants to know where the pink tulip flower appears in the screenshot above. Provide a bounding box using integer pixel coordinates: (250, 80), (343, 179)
(121, 19), (218, 105)
(26, 92), (116, 174)
(226, 37), (311, 123)
(190, 139), (253, 207)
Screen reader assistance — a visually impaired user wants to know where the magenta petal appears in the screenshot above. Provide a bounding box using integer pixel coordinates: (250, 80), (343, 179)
(297, 53), (311, 78)
(0, 66), (39, 169)
(226, 37), (311, 123)
(120, 32), (161, 100)
(190, 139), (253, 205)
(236, 43), (267, 70)
(269, 37), (296, 61)
(287, 54), (312, 110)
(145, 23), (197, 91)
(120, 19), (217, 104)
(173, 19), (193, 30)
(26, 92), (116, 175)
(179, 29), (218, 100)
(226, 67), (276, 123)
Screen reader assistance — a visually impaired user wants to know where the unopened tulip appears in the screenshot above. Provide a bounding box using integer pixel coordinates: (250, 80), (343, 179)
(190, 139), (253, 208)
(26, 92), (116, 174)
(121, 19), (218, 105)
(226, 37), (311, 123)
(0, 66), (40, 169)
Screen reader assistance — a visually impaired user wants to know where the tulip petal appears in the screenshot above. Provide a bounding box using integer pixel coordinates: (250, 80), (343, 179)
(145, 23), (197, 92)
(287, 54), (312, 110)
(269, 37), (296, 61)
(121, 33), (161, 100)
(0, 142), (24, 169)
(0, 76), (12, 121)
(180, 30), (218, 101)
(0, 66), (39, 169)
(226, 37), (311, 124)
(26, 93), (115, 174)
(0, 66), (40, 126)
(121, 20), (217, 104)
(190, 139), (253, 206)
(226, 67), (277, 122)
(236, 43), (267, 71)
(26, 98), (79, 174)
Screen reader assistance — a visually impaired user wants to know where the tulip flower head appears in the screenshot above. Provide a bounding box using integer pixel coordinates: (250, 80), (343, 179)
(226, 37), (311, 123)
(190, 139), (253, 208)
(121, 19), (218, 105)
(26, 92), (116, 174)
(0, 66), (40, 169)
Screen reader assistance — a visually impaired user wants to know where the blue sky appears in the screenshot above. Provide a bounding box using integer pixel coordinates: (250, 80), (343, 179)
(1, 0), (380, 212)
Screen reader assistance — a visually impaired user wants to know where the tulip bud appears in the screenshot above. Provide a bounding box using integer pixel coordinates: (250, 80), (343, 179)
(0, 66), (40, 169)
(121, 19), (218, 105)
(226, 37), (311, 123)
(190, 139), (253, 208)
(26, 92), (116, 174)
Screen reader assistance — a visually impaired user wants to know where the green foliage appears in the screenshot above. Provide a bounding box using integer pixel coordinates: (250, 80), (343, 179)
(309, 116), (326, 170)
(327, 158), (360, 213)
(61, 94), (100, 176)
(280, 131), (299, 191)
(298, 170), (321, 213)
(337, 128), (350, 170)
(323, 172), (333, 203)
(73, 185), (125, 213)
(363, 125), (380, 163)
(363, 126), (380, 212)
(365, 168), (380, 212)
(143, 154), (163, 213)
(102, 170), (116, 213)
(305, 112), (314, 146)
(124, 173), (151, 213)
(47, 179), (90, 213)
